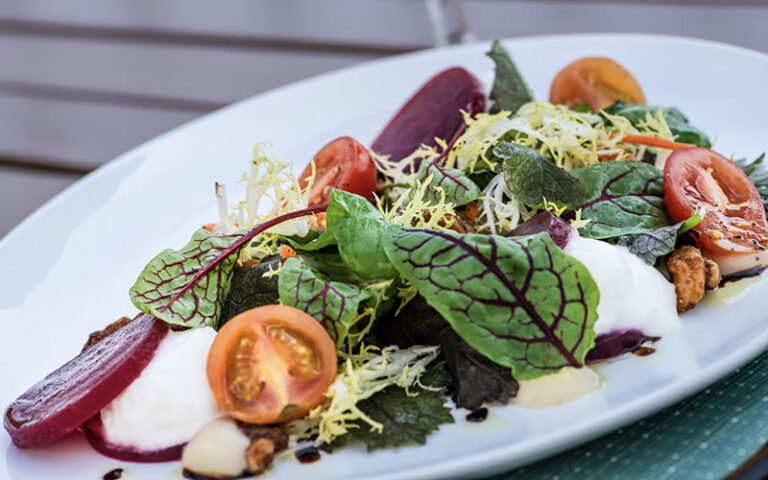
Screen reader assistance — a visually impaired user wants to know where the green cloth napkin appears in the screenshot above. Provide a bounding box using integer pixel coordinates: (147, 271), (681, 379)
(490, 350), (768, 480)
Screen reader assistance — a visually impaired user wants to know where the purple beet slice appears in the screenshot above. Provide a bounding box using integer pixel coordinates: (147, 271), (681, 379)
(83, 414), (183, 463)
(508, 211), (575, 249)
(4, 314), (168, 448)
(371, 67), (486, 164)
(586, 329), (660, 364)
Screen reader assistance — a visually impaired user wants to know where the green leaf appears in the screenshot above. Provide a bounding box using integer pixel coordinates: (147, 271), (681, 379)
(486, 39), (533, 114)
(495, 141), (584, 207)
(383, 227), (599, 380)
(278, 257), (372, 345)
(220, 255), (281, 326)
(572, 161), (670, 239)
(330, 381), (454, 452)
(617, 213), (702, 265)
(291, 190), (397, 281)
(417, 160), (481, 206)
(603, 101), (712, 148)
(129, 229), (242, 328)
(735, 153), (768, 213)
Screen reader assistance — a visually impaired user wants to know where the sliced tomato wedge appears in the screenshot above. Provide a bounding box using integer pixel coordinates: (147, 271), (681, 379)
(664, 147), (768, 274)
(299, 136), (377, 206)
(549, 57), (646, 112)
(207, 305), (336, 424)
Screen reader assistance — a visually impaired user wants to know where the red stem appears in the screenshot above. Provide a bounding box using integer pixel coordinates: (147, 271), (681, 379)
(158, 204), (328, 313)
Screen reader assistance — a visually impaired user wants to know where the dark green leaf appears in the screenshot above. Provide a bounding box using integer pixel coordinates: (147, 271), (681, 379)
(129, 229), (242, 328)
(330, 379), (454, 452)
(735, 153), (768, 212)
(278, 257), (372, 345)
(486, 39), (533, 114)
(495, 141), (583, 207)
(617, 213), (702, 265)
(383, 228), (599, 380)
(572, 161), (670, 239)
(219, 255), (281, 326)
(417, 160), (481, 206)
(603, 101), (711, 148)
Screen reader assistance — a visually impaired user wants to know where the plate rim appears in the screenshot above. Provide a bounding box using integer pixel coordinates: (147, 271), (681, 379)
(3, 32), (768, 480)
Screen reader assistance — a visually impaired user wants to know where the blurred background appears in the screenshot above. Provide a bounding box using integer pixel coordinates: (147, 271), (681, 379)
(1, 0), (766, 238)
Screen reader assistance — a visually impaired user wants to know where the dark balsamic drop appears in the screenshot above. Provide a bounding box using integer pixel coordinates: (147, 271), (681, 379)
(295, 446), (321, 463)
(466, 407), (488, 422)
(719, 265), (767, 286)
(632, 346), (656, 357)
(103, 468), (123, 480)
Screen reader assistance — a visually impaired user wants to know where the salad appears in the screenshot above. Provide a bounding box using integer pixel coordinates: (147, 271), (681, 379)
(5, 39), (768, 479)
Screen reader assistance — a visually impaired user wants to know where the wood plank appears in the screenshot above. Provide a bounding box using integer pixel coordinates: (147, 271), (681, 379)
(0, 34), (378, 106)
(464, 2), (768, 54)
(0, 167), (80, 238)
(0, 95), (199, 170)
(0, 0), (435, 50)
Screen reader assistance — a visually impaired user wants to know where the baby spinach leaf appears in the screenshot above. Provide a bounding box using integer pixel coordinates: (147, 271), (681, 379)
(603, 101), (711, 148)
(382, 227), (599, 380)
(617, 214), (702, 265)
(496, 141), (583, 208)
(486, 39), (533, 114)
(292, 190), (397, 280)
(328, 376), (454, 452)
(417, 160), (481, 206)
(130, 229), (243, 328)
(219, 255), (281, 326)
(278, 257), (372, 345)
(572, 161), (670, 239)
(735, 153), (768, 213)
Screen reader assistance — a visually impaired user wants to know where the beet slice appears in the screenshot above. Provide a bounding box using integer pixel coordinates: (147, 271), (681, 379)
(83, 414), (183, 462)
(371, 67), (486, 164)
(508, 211), (576, 249)
(4, 314), (168, 448)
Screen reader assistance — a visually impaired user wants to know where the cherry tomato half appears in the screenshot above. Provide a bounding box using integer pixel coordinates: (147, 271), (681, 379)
(207, 305), (337, 424)
(549, 57), (646, 112)
(299, 136), (377, 206)
(664, 148), (768, 273)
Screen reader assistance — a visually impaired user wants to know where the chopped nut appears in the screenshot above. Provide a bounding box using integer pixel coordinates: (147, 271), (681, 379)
(667, 245), (709, 313)
(81, 316), (135, 352)
(704, 257), (721, 290)
(239, 423), (289, 476)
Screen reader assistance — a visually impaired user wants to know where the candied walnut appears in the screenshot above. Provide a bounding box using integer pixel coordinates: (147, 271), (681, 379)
(704, 257), (721, 290)
(666, 245), (718, 313)
(239, 424), (289, 475)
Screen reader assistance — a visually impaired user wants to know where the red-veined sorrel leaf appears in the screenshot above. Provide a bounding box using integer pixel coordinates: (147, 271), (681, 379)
(130, 205), (326, 328)
(382, 227), (599, 380)
(278, 257), (371, 345)
(417, 159), (480, 207)
(571, 161), (670, 239)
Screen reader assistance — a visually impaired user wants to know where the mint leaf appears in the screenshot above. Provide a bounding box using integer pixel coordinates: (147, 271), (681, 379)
(603, 101), (711, 148)
(130, 229), (243, 328)
(333, 382), (454, 452)
(417, 160), (481, 206)
(572, 161), (670, 239)
(617, 213), (702, 265)
(383, 228), (599, 380)
(292, 190), (397, 280)
(486, 39), (533, 114)
(278, 257), (372, 345)
(495, 141), (583, 207)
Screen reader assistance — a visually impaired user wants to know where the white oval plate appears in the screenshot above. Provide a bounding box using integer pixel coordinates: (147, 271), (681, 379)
(2, 34), (768, 480)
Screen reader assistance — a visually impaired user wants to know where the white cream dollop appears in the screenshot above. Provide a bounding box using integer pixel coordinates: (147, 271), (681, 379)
(564, 235), (680, 336)
(100, 326), (222, 450)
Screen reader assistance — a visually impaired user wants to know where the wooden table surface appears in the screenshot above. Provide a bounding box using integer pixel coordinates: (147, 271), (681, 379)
(2, 0), (768, 237)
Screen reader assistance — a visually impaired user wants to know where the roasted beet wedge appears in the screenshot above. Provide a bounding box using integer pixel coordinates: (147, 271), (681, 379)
(83, 414), (184, 463)
(4, 314), (168, 448)
(371, 67), (485, 164)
